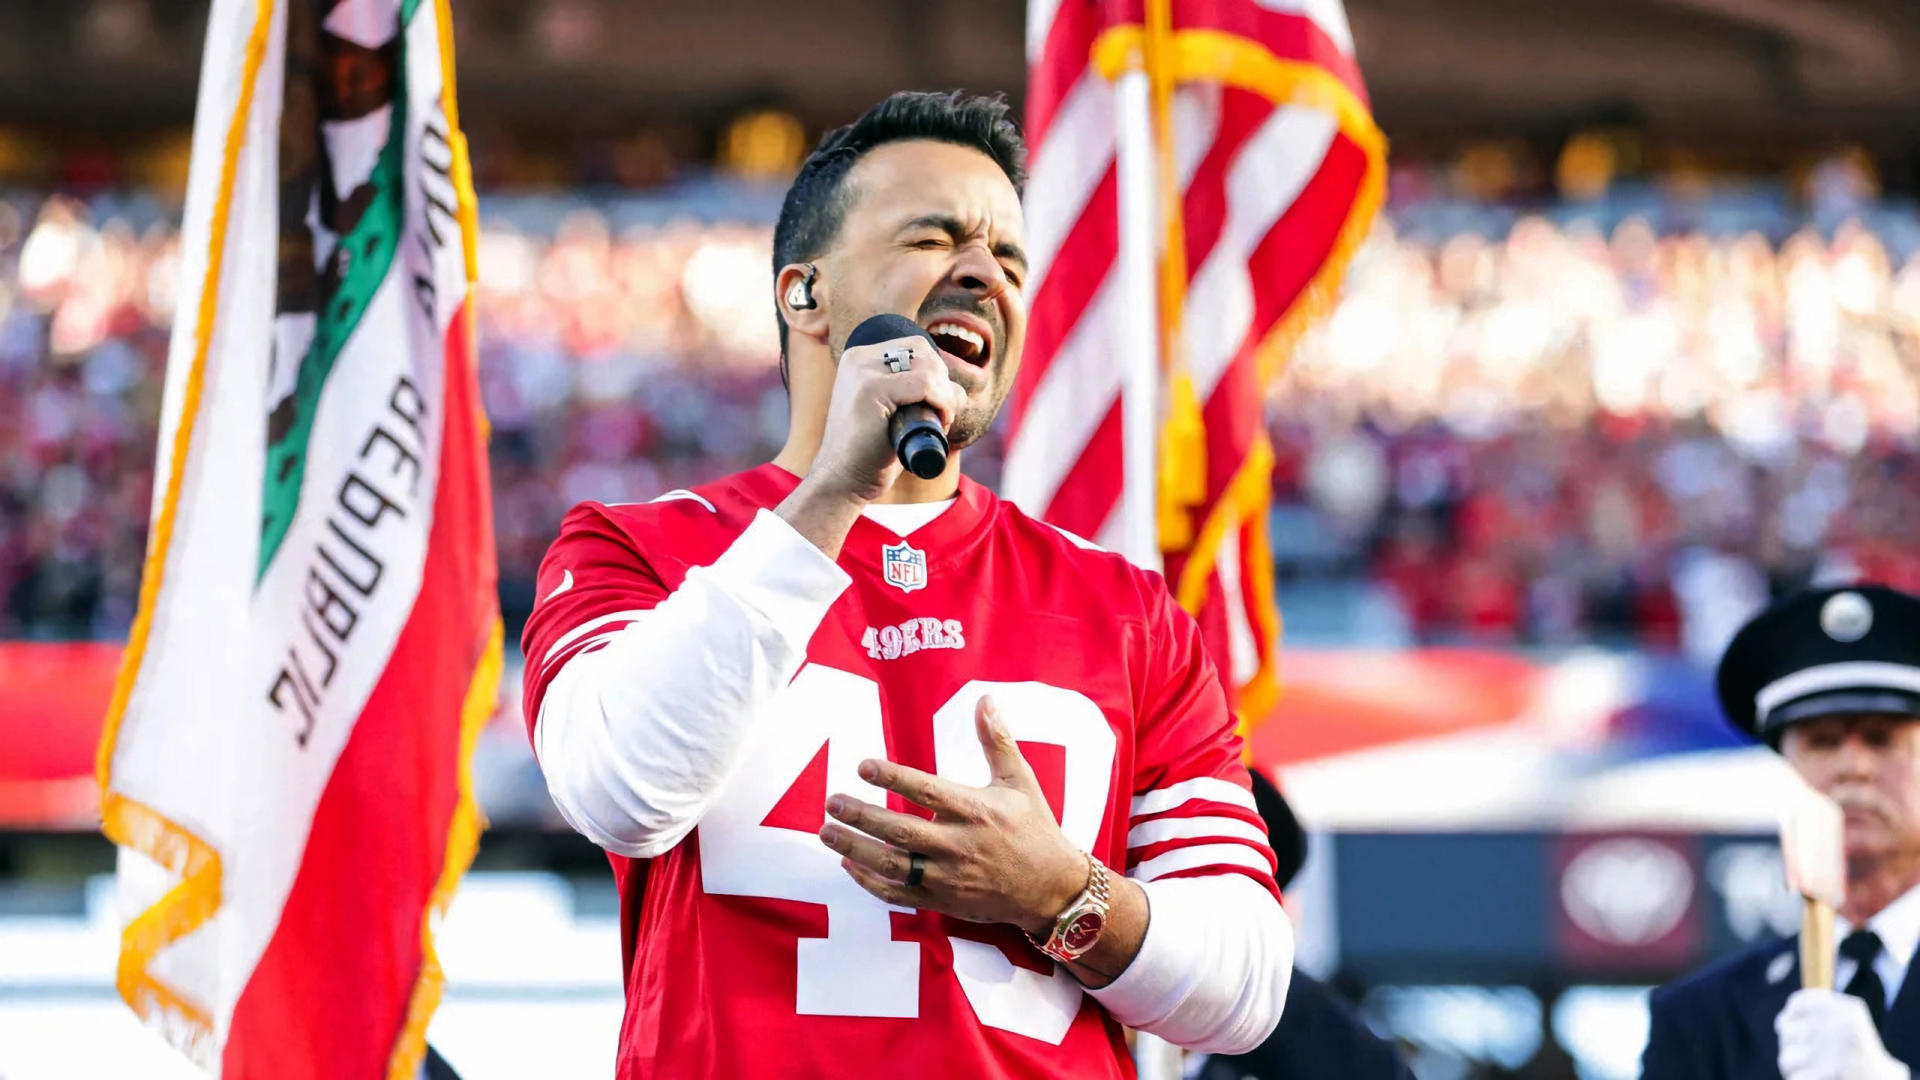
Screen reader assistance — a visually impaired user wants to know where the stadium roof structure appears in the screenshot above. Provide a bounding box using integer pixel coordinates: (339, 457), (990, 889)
(1353, 0), (1920, 146)
(14, 0), (1920, 150)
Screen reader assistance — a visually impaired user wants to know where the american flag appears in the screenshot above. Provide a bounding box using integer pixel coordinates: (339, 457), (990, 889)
(1006, 0), (1385, 724)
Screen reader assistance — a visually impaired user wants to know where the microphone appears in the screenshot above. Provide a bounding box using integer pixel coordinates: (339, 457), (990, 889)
(846, 313), (949, 480)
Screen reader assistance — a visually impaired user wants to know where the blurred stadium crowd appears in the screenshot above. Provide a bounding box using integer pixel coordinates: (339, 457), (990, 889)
(5, 186), (1920, 658)
(1279, 204), (1920, 658)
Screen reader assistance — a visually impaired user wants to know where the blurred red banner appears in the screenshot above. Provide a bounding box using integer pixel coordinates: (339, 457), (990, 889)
(0, 641), (120, 827)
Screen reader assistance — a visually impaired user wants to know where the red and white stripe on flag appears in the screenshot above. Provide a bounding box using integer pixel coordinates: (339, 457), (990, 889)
(1007, 0), (1385, 726)
(94, 0), (500, 1076)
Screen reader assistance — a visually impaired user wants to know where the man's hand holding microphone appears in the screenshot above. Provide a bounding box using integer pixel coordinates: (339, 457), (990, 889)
(777, 314), (964, 559)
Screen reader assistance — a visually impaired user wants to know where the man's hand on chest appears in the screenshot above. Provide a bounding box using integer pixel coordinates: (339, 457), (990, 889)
(817, 694), (1088, 933)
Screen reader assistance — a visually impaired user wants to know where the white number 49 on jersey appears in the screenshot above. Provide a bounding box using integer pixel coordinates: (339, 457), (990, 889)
(699, 666), (1116, 1045)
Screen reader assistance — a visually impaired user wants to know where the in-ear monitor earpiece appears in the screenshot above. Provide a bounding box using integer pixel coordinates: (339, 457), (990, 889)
(786, 263), (818, 311)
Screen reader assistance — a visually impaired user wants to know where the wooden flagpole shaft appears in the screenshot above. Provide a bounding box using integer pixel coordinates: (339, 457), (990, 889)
(1801, 896), (1835, 990)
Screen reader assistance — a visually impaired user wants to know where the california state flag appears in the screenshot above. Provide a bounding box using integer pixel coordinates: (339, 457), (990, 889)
(96, 0), (500, 1075)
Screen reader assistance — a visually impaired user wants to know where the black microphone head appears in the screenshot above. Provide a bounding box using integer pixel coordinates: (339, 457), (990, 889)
(853, 312), (952, 478)
(846, 313), (938, 353)
(899, 429), (948, 480)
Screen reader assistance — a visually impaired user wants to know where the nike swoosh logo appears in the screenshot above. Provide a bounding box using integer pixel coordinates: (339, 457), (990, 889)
(544, 569), (574, 602)
(650, 489), (717, 513)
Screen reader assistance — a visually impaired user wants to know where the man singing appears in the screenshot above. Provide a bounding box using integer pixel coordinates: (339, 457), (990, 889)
(519, 91), (1293, 1077)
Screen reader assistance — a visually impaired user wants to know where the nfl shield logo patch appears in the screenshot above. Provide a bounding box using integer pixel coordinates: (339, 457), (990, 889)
(881, 540), (928, 593)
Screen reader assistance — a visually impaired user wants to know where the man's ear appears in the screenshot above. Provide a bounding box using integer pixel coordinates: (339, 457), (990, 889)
(777, 262), (829, 340)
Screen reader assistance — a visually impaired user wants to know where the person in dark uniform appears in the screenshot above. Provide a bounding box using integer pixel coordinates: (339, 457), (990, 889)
(1642, 585), (1920, 1080)
(423, 1045), (461, 1080)
(1190, 769), (1415, 1080)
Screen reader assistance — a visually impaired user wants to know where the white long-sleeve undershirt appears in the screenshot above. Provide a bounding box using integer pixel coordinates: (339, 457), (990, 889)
(535, 509), (851, 859)
(534, 506), (1290, 1052)
(1089, 874), (1292, 1054)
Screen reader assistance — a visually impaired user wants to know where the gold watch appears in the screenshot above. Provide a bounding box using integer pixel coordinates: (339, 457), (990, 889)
(1026, 855), (1112, 963)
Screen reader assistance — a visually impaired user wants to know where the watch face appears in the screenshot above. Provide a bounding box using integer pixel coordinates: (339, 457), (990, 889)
(1061, 911), (1105, 954)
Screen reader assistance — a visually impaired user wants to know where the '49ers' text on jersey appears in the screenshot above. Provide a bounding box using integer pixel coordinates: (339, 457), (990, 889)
(521, 465), (1280, 1079)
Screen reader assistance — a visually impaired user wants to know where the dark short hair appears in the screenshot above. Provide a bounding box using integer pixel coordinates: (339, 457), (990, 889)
(771, 90), (1028, 358)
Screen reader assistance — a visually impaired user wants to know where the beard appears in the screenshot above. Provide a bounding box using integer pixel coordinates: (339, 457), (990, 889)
(947, 403), (995, 450)
(945, 365), (1014, 450)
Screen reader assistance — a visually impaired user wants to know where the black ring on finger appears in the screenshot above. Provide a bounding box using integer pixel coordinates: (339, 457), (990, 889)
(905, 852), (926, 888)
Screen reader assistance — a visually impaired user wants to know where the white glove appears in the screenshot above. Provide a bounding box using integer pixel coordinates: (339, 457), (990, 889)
(1775, 988), (1910, 1080)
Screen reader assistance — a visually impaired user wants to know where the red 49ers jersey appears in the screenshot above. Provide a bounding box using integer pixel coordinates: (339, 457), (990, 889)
(522, 465), (1279, 1079)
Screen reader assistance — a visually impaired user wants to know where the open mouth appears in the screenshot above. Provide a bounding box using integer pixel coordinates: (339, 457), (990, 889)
(925, 317), (994, 367)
